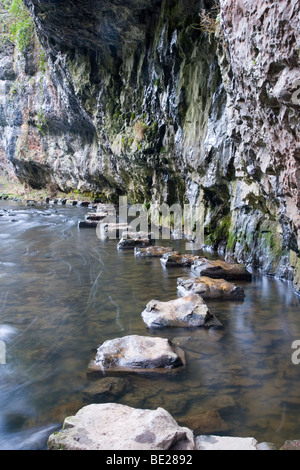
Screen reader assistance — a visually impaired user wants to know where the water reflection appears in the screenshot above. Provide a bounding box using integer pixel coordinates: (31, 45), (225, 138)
(0, 200), (300, 449)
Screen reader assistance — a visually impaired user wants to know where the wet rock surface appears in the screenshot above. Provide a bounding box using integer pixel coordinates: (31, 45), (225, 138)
(160, 253), (202, 267)
(191, 259), (252, 281)
(177, 276), (245, 300)
(88, 335), (186, 375)
(134, 246), (177, 257)
(141, 294), (221, 328)
(117, 238), (153, 250)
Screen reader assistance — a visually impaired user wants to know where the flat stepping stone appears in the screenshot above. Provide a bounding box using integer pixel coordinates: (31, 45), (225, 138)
(78, 220), (98, 228)
(88, 335), (186, 376)
(47, 403), (195, 450)
(192, 258), (252, 281)
(160, 253), (201, 267)
(177, 276), (245, 300)
(135, 246), (177, 257)
(195, 435), (260, 450)
(85, 211), (110, 221)
(117, 238), (153, 249)
(141, 294), (221, 328)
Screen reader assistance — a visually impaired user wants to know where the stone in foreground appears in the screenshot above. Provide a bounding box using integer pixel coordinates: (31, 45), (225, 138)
(195, 435), (259, 450)
(192, 258), (252, 281)
(141, 294), (221, 328)
(47, 403), (195, 450)
(177, 276), (245, 300)
(160, 253), (201, 267)
(135, 246), (177, 257)
(88, 335), (186, 375)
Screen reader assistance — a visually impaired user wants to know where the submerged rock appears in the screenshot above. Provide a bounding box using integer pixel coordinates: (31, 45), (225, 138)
(135, 246), (177, 257)
(177, 276), (245, 300)
(88, 335), (186, 375)
(192, 259), (252, 281)
(47, 403), (195, 450)
(183, 410), (229, 435)
(160, 253), (202, 267)
(82, 377), (129, 402)
(141, 294), (221, 328)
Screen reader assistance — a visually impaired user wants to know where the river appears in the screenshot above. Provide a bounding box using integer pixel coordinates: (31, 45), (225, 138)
(0, 199), (300, 450)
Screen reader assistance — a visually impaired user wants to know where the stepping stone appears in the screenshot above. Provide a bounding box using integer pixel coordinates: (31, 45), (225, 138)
(88, 335), (186, 376)
(192, 258), (252, 281)
(78, 220), (98, 228)
(65, 200), (77, 206)
(195, 435), (259, 450)
(160, 253), (201, 267)
(141, 294), (221, 328)
(117, 238), (153, 250)
(177, 276), (245, 300)
(85, 211), (109, 221)
(47, 403), (195, 450)
(135, 246), (177, 257)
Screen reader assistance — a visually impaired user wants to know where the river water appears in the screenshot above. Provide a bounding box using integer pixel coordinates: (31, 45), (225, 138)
(0, 199), (300, 450)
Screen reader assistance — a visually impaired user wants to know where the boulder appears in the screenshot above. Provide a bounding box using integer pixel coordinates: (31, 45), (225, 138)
(88, 335), (186, 375)
(117, 237), (153, 250)
(160, 253), (201, 267)
(135, 246), (177, 257)
(141, 294), (221, 328)
(47, 403), (195, 450)
(177, 276), (245, 300)
(191, 258), (252, 281)
(195, 435), (259, 450)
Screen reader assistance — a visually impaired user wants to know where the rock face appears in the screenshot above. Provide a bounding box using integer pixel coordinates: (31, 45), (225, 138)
(177, 276), (245, 300)
(191, 259), (252, 281)
(141, 294), (221, 328)
(88, 335), (186, 374)
(47, 403), (195, 450)
(0, 0), (299, 293)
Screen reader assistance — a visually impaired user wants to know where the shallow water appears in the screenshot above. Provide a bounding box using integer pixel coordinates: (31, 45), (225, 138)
(0, 200), (300, 450)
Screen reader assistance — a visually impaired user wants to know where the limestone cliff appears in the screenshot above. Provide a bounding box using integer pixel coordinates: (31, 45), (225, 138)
(0, 0), (299, 293)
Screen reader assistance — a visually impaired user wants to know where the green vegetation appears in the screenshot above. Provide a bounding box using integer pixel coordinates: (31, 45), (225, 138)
(0, 0), (34, 52)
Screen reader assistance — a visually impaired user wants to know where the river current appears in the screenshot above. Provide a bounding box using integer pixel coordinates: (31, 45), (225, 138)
(0, 200), (300, 450)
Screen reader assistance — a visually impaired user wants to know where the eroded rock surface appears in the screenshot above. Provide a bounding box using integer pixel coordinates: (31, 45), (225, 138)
(192, 259), (252, 281)
(88, 335), (186, 375)
(141, 294), (221, 328)
(47, 403), (195, 450)
(160, 253), (202, 267)
(135, 246), (177, 257)
(177, 276), (245, 300)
